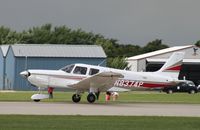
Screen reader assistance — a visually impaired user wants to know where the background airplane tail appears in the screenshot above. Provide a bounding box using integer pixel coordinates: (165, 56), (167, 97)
(156, 52), (185, 79)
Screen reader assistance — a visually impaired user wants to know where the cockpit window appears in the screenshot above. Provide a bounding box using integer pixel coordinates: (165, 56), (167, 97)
(61, 64), (74, 73)
(188, 82), (195, 86)
(73, 66), (87, 75)
(89, 68), (99, 75)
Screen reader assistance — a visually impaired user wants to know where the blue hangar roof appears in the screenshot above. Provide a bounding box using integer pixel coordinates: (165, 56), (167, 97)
(10, 44), (107, 58)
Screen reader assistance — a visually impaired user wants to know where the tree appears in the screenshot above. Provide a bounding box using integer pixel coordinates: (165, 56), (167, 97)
(142, 39), (168, 53)
(21, 24), (52, 44)
(0, 26), (21, 44)
(0, 24), (170, 69)
(107, 57), (129, 69)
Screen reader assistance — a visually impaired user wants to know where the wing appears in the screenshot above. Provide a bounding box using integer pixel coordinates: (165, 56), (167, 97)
(69, 71), (124, 92)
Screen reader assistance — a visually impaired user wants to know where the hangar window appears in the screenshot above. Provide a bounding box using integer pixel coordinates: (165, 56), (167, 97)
(89, 68), (99, 75)
(73, 66), (87, 75)
(61, 64), (75, 73)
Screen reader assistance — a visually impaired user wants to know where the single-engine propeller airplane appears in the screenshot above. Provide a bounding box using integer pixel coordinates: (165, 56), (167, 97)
(20, 52), (184, 103)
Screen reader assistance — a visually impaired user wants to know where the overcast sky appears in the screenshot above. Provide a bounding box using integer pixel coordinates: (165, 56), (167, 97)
(0, 0), (200, 46)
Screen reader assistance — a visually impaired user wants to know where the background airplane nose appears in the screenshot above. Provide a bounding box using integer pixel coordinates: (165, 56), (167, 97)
(20, 71), (30, 78)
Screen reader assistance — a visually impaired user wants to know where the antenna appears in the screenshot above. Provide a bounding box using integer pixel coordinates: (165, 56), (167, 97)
(24, 55), (30, 89)
(98, 59), (106, 66)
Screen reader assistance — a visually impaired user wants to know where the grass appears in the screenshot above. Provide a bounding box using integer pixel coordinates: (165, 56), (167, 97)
(0, 115), (199, 130)
(0, 92), (200, 130)
(0, 91), (200, 104)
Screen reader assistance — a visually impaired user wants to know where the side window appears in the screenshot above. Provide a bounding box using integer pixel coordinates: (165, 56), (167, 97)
(89, 68), (99, 75)
(73, 66), (87, 75)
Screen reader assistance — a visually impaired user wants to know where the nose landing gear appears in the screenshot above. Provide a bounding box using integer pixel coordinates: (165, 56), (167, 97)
(31, 87), (52, 102)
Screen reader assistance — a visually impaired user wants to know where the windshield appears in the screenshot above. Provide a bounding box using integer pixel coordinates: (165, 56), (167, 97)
(188, 82), (195, 86)
(60, 64), (75, 73)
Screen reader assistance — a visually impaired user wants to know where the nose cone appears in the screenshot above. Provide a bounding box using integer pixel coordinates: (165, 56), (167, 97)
(20, 71), (30, 78)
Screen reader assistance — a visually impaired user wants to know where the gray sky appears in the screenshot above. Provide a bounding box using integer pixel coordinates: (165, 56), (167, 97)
(0, 0), (200, 46)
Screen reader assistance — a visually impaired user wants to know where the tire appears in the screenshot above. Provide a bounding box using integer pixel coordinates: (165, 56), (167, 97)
(33, 99), (40, 102)
(167, 89), (173, 94)
(72, 94), (81, 103)
(87, 93), (96, 103)
(189, 89), (195, 94)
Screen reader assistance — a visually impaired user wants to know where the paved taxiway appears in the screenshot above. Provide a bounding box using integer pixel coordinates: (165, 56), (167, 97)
(0, 102), (200, 117)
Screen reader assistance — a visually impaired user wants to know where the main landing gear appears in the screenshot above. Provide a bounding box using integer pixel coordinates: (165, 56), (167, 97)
(72, 94), (81, 103)
(87, 93), (96, 103)
(72, 92), (98, 103)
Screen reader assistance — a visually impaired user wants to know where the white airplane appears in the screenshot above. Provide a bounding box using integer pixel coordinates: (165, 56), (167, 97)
(20, 52), (184, 103)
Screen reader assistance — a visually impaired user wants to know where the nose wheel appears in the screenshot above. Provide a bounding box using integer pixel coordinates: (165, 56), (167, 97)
(87, 93), (96, 103)
(31, 87), (49, 102)
(33, 99), (41, 102)
(72, 94), (81, 103)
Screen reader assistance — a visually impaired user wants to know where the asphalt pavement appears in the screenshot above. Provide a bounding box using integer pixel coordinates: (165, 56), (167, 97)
(0, 102), (200, 117)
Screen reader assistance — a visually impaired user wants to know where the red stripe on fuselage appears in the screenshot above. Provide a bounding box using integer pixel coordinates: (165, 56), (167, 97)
(142, 83), (174, 88)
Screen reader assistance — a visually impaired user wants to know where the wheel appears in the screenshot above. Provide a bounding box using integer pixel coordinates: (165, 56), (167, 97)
(33, 99), (40, 102)
(72, 94), (81, 103)
(87, 93), (96, 103)
(167, 89), (173, 94)
(189, 89), (195, 94)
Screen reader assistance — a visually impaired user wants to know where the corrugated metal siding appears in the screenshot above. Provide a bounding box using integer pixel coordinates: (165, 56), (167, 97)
(0, 52), (3, 89)
(14, 57), (106, 90)
(12, 44), (106, 58)
(5, 48), (15, 90)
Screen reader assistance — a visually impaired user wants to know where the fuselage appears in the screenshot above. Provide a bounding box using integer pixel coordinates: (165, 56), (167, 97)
(22, 63), (177, 91)
(20, 52), (184, 103)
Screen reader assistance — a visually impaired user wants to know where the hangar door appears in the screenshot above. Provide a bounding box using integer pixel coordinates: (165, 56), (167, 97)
(146, 62), (200, 85)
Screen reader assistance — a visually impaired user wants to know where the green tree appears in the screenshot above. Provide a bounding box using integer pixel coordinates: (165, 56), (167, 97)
(0, 24), (170, 69)
(0, 26), (21, 44)
(21, 24), (52, 44)
(142, 39), (168, 53)
(107, 57), (129, 69)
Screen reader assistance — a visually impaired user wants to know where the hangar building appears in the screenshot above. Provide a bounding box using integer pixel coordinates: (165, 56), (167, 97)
(2, 44), (106, 90)
(127, 45), (200, 84)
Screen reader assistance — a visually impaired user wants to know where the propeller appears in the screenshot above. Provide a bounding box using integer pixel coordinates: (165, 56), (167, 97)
(20, 71), (30, 78)
(20, 56), (31, 78)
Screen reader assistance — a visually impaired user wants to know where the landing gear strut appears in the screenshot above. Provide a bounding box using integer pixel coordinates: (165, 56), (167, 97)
(72, 94), (81, 103)
(31, 87), (49, 102)
(87, 93), (96, 103)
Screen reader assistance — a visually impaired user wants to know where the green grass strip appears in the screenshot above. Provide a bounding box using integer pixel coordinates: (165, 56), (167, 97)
(0, 91), (200, 104)
(0, 115), (199, 130)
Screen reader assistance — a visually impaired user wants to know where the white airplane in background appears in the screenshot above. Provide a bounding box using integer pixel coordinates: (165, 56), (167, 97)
(20, 52), (184, 103)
